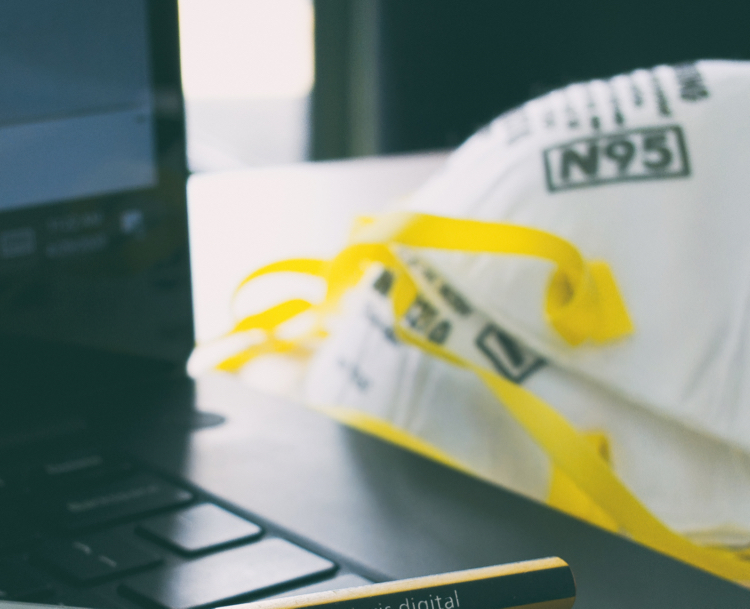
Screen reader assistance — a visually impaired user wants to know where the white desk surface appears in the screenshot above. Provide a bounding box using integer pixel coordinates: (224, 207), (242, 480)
(187, 152), (448, 388)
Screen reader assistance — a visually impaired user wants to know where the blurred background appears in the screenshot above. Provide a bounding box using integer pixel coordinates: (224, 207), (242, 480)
(178, 0), (750, 172)
(179, 0), (313, 170)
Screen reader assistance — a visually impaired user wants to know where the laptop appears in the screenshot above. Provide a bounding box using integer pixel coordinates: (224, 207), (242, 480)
(1, 2), (749, 609)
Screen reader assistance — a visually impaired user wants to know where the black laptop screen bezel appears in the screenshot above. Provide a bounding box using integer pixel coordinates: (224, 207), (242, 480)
(0, 0), (194, 420)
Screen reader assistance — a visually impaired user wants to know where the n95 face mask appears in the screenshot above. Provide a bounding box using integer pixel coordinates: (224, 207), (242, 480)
(303, 60), (750, 544)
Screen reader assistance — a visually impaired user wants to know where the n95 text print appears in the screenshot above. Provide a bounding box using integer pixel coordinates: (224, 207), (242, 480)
(544, 125), (690, 191)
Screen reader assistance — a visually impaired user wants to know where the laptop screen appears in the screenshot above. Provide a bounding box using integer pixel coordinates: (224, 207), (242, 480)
(0, 1), (193, 374)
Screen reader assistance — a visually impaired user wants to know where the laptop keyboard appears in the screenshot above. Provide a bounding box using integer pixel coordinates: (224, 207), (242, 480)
(0, 446), (371, 609)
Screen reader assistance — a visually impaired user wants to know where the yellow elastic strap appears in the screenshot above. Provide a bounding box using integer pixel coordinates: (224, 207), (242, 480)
(547, 433), (619, 533)
(479, 365), (750, 583)
(218, 246), (414, 371)
(344, 251), (750, 577)
(231, 299), (313, 334)
(201, 259), (331, 372)
(216, 337), (299, 373)
(396, 322), (750, 583)
(224, 213), (631, 348)
(214, 212), (750, 582)
(352, 212), (633, 344)
(234, 258), (329, 295)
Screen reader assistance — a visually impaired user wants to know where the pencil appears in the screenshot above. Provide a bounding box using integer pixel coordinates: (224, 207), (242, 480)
(237, 557), (576, 609)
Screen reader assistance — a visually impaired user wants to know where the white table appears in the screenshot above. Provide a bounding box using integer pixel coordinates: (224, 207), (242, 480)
(187, 152), (448, 393)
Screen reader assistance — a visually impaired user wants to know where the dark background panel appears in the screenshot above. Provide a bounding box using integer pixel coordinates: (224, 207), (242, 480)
(312, 0), (750, 158)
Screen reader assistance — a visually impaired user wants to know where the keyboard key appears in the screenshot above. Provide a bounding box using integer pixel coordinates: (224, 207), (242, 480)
(120, 538), (336, 609)
(137, 503), (262, 554)
(35, 529), (162, 583)
(58, 473), (194, 529)
(0, 557), (54, 601)
(39, 450), (132, 489)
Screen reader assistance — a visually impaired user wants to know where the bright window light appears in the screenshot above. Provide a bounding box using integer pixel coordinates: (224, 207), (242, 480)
(178, 0), (314, 100)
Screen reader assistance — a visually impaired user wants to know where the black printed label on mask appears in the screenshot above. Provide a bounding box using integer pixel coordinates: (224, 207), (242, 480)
(543, 125), (690, 192)
(475, 324), (545, 383)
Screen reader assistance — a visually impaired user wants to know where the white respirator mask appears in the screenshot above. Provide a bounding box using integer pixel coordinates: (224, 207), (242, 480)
(215, 60), (750, 583)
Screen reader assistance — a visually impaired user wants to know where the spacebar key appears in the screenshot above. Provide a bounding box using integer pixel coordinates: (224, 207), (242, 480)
(120, 538), (336, 609)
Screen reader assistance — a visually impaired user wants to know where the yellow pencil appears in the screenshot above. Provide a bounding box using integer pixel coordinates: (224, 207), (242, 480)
(238, 558), (576, 609)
